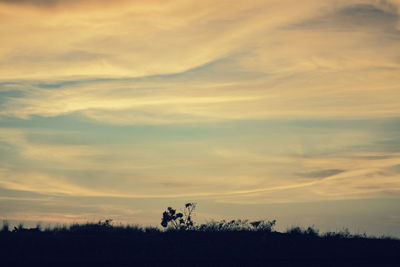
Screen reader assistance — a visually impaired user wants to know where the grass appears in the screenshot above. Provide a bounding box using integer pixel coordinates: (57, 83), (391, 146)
(0, 219), (399, 266)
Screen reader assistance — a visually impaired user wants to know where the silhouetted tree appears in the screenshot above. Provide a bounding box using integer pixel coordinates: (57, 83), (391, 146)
(161, 202), (196, 230)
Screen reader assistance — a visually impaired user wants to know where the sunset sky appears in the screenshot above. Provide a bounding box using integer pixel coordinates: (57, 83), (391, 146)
(1, 0), (400, 236)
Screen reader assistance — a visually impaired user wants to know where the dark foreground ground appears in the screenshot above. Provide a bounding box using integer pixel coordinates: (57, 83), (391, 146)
(0, 224), (399, 266)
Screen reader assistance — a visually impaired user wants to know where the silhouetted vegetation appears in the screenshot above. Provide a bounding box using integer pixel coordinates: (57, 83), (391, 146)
(161, 202), (196, 230)
(0, 205), (399, 266)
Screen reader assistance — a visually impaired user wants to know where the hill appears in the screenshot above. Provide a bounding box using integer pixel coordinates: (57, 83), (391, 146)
(0, 220), (399, 266)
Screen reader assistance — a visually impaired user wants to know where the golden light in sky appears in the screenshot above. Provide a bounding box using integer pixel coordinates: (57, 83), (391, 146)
(0, 0), (400, 236)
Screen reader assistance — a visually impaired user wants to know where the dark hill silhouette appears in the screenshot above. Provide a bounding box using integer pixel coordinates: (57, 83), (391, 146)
(0, 204), (399, 266)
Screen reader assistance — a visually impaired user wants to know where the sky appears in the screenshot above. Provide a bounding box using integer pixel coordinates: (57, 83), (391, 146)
(0, 0), (400, 236)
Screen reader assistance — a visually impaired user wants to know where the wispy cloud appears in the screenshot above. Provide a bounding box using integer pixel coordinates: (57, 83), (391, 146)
(1, 124), (399, 202)
(1, 1), (399, 124)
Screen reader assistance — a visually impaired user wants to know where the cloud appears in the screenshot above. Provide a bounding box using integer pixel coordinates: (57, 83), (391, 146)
(296, 169), (345, 179)
(291, 3), (399, 31)
(0, 128), (104, 167)
(1, 0), (400, 202)
(0, 1), (399, 124)
(211, 144), (400, 203)
(0, 0), (129, 8)
(1, 119), (400, 207)
(0, 0), (59, 5)
(0, 0), (340, 80)
(0, 167), (104, 196)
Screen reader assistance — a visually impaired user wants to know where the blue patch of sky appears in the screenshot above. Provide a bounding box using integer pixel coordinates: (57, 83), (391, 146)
(286, 3), (399, 33)
(0, 142), (37, 171)
(0, 90), (24, 104)
(1, 114), (399, 162)
(2, 114), (400, 138)
(37, 80), (85, 89)
(0, 81), (21, 88)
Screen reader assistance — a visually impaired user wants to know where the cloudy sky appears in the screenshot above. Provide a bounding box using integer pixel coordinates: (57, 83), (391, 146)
(0, 0), (400, 236)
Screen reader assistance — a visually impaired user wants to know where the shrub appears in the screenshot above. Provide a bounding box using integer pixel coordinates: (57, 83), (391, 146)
(197, 219), (276, 232)
(12, 223), (24, 232)
(285, 226), (320, 237)
(1, 220), (9, 232)
(161, 203), (196, 230)
(69, 219), (114, 233)
(250, 219), (276, 232)
(286, 226), (303, 235)
(305, 226), (319, 237)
